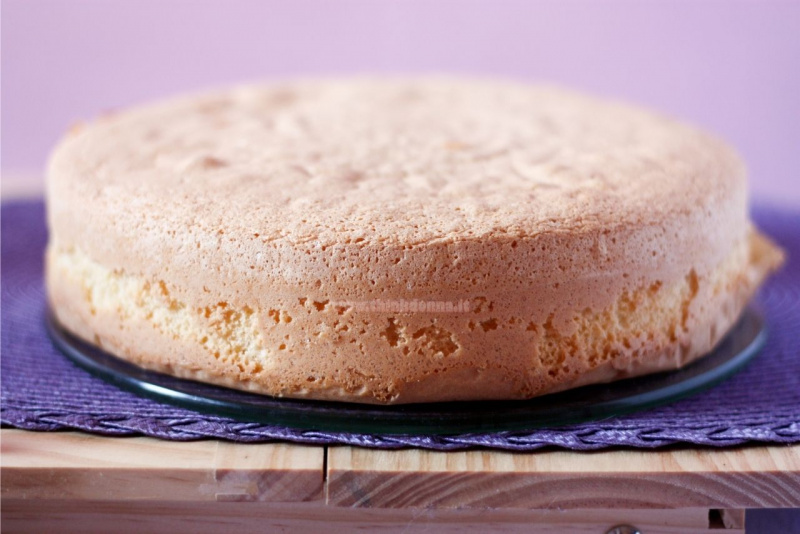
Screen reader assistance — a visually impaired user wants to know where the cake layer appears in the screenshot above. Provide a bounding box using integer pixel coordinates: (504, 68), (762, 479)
(46, 230), (781, 403)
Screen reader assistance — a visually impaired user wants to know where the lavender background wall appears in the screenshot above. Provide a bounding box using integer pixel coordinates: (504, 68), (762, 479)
(2, 0), (799, 205)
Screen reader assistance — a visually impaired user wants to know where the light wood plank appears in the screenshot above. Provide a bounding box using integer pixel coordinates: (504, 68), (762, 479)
(1, 429), (323, 502)
(327, 444), (800, 509)
(0, 500), (727, 534)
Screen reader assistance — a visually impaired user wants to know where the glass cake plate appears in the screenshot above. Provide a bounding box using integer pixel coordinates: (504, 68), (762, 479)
(46, 307), (766, 435)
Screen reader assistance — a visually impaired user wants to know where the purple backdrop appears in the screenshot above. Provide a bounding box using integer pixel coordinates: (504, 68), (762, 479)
(2, 0), (799, 205)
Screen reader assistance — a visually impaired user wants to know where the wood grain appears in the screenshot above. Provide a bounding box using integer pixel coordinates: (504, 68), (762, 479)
(1, 500), (731, 534)
(1, 429), (324, 502)
(327, 444), (800, 509)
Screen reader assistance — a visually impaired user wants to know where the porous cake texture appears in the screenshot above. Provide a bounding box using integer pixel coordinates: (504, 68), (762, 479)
(46, 78), (784, 403)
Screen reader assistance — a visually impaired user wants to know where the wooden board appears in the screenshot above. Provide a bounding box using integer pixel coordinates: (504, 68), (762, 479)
(5, 429), (798, 510)
(0, 500), (730, 534)
(1, 429), (324, 502)
(327, 444), (800, 509)
(2, 429), (798, 533)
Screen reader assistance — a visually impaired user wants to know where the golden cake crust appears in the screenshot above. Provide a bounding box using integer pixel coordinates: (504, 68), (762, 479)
(45, 78), (784, 403)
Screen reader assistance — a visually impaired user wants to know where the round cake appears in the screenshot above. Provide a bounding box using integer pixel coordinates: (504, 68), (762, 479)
(46, 78), (784, 404)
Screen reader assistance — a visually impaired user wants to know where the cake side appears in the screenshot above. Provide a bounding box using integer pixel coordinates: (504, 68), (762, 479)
(46, 229), (783, 404)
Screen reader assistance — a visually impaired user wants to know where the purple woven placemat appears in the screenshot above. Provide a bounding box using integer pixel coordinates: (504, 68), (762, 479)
(2, 200), (799, 450)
